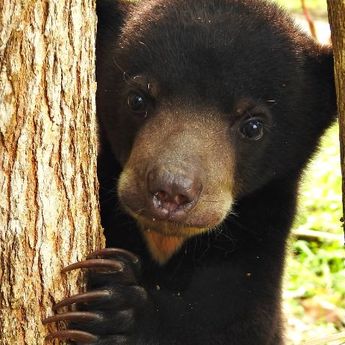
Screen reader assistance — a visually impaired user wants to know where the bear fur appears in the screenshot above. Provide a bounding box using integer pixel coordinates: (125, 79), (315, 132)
(47, 0), (336, 344)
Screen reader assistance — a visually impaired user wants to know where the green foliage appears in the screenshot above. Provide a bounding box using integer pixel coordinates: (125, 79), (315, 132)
(287, 240), (345, 306)
(285, 125), (345, 343)
(273, 0), (327, 17)
(296, 125), (342, 234)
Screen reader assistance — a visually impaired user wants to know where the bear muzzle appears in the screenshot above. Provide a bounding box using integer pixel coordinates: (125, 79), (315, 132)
(146, 166), (203, 222)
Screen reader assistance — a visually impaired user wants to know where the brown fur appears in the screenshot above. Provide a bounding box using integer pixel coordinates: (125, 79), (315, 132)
(118, 104), (235, 261)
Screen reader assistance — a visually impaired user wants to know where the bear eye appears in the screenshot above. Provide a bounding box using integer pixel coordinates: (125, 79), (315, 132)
(240, 117), (264, 140)
(127, 92), (148, 116)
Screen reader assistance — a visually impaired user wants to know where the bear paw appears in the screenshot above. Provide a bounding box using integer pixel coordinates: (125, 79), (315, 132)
(43, 248), (151, 345)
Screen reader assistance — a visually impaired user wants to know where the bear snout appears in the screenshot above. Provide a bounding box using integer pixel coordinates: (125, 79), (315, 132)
(146, 167), (203, 221)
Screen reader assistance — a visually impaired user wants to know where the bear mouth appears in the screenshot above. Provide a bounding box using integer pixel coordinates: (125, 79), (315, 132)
(121, 206), (212, 264)
(119, 189), (233, 239)
(125, 206), (210, 238)
(137, 215), (211, 264)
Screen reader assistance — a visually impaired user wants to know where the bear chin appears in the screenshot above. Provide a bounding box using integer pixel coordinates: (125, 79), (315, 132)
(130, 212), (217, 263)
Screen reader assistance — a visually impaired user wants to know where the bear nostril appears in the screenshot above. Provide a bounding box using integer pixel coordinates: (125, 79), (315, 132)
(154, 191), (170, 203)
(147, 168), (202, 217)
(173, 193), (191, 206)
(153, 190), (192, 209)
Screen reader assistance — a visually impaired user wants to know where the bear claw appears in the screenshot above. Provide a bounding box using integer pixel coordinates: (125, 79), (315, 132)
(62, 258), (124, 273)
(44, 329), (98, 343)
(44, 249), (143, 343)
(52, 290), (112, 311)
(87, 248), (140, 265)
(43, 311), (103, 324)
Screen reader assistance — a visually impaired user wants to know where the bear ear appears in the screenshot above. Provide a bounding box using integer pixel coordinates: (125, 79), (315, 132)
(304, 43), (337, 124)
(96, 0), (133, 51)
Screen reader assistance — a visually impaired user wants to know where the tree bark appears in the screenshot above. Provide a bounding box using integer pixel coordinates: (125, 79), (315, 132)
(327, 1), (345, 238)
(0, 0), (104, 344)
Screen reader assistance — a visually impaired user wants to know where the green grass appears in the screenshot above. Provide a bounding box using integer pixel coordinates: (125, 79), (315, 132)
(296, 125), (342, 234)
(284, 125), (345, 344)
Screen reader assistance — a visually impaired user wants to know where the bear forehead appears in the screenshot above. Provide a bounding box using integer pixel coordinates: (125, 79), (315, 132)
(120, 0), (302, 53)
(116, 0), (306, 99)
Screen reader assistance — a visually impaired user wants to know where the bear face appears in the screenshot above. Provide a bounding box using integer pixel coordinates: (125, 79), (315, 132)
(96, 0), (336, 263)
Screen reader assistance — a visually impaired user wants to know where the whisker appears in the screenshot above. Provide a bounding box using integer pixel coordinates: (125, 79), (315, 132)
(111, 57), (126, 75)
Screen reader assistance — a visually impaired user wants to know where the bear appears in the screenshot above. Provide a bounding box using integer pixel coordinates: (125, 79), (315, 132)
(43, 0), (337, 344)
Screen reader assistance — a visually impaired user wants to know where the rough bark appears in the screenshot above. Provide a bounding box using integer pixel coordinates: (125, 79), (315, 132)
(327, 1), (345, 238)
(0, 0), (104, 344)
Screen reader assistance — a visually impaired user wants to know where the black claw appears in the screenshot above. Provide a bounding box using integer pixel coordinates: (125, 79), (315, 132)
(87, 248), (140, 265)
(53, 290), (112, 311)
(62, 259), (124, 273)
(45, 330), (98, 343)
(43, 311), (103, 325)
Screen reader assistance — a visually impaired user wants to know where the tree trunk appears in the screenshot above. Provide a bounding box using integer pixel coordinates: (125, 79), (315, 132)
(327, 1), (345, 238)
(0, 0), (104, 344)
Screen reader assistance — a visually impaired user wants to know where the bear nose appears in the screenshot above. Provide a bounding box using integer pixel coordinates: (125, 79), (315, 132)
(147, 168), (202, 219)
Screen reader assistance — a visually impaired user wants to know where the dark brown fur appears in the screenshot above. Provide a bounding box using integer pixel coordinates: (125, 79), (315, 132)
(47, 1), (336, 344)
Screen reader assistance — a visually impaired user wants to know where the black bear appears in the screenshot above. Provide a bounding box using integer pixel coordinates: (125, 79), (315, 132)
(44, 0), (336, 344)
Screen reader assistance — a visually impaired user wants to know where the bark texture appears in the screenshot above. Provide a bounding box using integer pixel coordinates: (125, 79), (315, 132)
(327, 1), (345, 236)
(0, 0), (104, 344)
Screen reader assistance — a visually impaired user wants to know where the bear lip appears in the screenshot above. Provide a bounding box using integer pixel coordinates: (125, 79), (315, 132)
(120, 194), (232, 236)
(133, 212), (220, 238)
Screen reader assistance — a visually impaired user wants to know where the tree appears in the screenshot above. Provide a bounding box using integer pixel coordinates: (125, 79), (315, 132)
(0, 0), (104, 344)
(327, 1), (345, 239)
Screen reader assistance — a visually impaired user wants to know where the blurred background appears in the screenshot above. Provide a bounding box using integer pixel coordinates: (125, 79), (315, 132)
(271, 1), (345, 344)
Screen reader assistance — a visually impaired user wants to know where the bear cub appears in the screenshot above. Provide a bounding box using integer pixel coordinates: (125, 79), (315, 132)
(44, 0), (336, 344)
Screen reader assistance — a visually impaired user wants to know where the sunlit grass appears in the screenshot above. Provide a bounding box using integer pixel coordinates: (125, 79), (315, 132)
(285, 125), (345, 344)
(296, 125), (342, 234)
